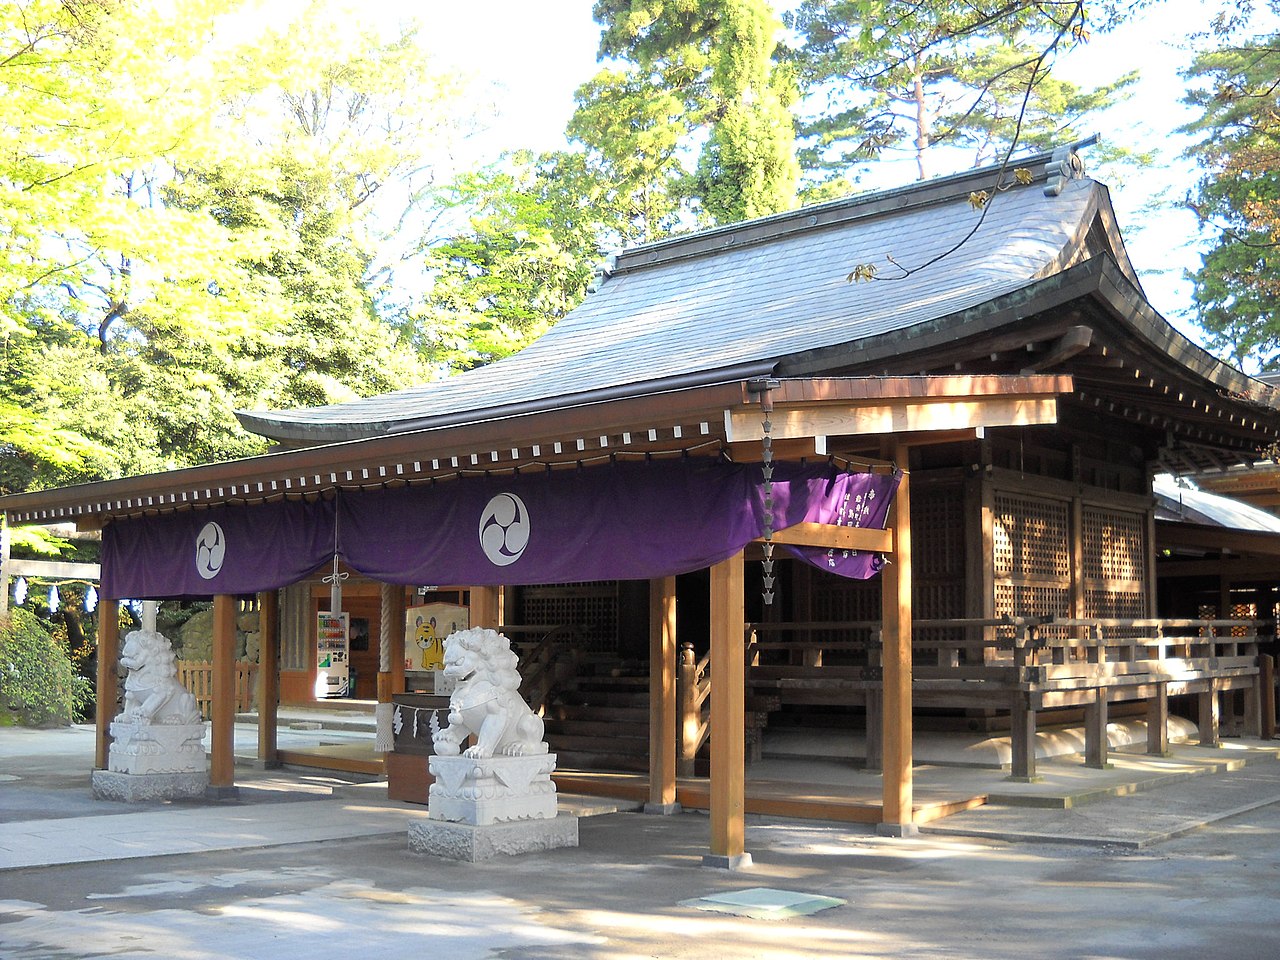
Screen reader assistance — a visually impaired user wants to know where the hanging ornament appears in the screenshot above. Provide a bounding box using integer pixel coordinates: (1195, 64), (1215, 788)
(47, 584), (60, 613)
(13, 576), (27, 605)
(84, 585), (99, 613)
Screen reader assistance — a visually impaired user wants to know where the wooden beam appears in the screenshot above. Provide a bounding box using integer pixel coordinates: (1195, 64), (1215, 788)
(210, 594), (238, 795)
(763, 523), (892, 552)
(880, 439), (915, 834)
(4, 558), (101, 579)
(728, 396), (1060, 443)
(706, 551), (750, 868)
(256, 590), (280, 766)
(94, 599), (120, 770)
(1020, 324), (1093, 374)
(647, 576), (679, 813)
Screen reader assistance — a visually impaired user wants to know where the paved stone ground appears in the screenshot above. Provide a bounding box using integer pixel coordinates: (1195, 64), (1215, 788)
(4, 724), (1280, 959)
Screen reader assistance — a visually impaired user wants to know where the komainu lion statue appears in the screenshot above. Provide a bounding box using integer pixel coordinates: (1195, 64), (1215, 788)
(431, 627), (547, 758)
(119, 629), (202, 726)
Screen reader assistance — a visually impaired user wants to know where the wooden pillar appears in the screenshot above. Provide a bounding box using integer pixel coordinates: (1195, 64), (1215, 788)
(1084, 689), (1110, 768)
(706, 551), (749, 869)
(1009, 690), (1038, 780)
(1146, 681), (1170, 756)
(94, 599), (120, 770)
(375, 581), (406, 753)
(647, 576), (679, 813)
(471, 586), (502, 630)
(209, 594), (239, 796)
(880, 443), (915, 835)
(1199, 679), (1221, 748)
(864, 647), (883, 774)
(256, 590), (280, 766)
(1262, 655), (1276, 741)
(389, 586), (407, 695)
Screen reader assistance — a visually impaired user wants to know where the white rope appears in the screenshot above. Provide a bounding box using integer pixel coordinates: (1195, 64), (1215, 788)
(374, 582), (397, 752)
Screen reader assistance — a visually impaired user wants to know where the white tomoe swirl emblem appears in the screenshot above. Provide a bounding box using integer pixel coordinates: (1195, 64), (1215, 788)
(195, 521), (226, 580)
(478, 493), (530, 566)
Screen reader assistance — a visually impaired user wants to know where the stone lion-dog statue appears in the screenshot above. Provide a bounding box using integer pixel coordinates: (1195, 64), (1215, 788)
(119, 628), (202, 726)
(430, 627), (547, 758)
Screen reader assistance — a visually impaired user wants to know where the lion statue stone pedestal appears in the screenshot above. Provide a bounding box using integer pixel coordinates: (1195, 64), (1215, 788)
(92, 626), (208, 803)
(408, 628), (577, 861)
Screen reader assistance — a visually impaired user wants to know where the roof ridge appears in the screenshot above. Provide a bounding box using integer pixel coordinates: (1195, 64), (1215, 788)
(611, 138), (1098, 276)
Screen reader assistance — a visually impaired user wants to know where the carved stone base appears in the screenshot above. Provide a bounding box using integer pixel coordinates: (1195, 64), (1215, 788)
(428, 754), (558, 826)
(408, 812), (578, 862)
(92, 769), (209, 802)
(108, 719), (207, 776)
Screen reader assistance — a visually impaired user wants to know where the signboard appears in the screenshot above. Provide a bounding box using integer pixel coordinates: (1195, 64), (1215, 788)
(316, 611), (350, 698)
(406, 602), (469, 695)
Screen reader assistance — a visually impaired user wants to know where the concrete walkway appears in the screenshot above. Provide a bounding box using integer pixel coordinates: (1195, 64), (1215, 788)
(5, 723), (1280, 870)
(5, 724), (1280, 959)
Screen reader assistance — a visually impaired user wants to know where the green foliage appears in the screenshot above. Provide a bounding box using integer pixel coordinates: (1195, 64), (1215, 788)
(1182, 31), (1280, 370)
(785, 1), (1131, 186)
(0, 1), (461, 493)
(411, 153), (602, 372)
(578, 0), (799, 229)
(0, 608), (92, 727)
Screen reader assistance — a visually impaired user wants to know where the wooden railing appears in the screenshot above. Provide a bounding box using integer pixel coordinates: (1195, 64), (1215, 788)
(507, 624), (578, 714)
(176, 660), (258, 720)
(677, 641), (712, 775)
(741, 616), (1271, 778)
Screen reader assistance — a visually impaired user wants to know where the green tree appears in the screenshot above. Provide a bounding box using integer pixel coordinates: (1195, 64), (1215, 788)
(0, 1), (463, 487)
(410, 153), (602, 372)
(785, 1), (1127, 191)
(579, 0), (799, 227)
(1182, 32), (1280, 370)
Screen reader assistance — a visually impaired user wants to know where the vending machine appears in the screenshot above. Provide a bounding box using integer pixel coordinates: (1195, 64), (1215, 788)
(316, 611), (350, 698)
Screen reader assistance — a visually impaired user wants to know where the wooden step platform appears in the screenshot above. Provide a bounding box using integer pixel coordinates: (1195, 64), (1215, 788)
(275, 743), (385, 776)
(550, 770), (986, 825)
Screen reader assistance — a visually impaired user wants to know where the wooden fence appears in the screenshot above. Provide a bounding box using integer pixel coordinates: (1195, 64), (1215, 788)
(176, 660), (258, 719)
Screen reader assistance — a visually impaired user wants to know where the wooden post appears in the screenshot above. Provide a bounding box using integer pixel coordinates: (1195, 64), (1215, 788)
(1199, 679), (1221, 748)
(94, 599), (120, 770)
(864, 683), (883, 772)
(1262, 655), (1276, 741)
(647, 576), (679, 813)
(1084, 688), (1110, 768)
(1009, 690), (1038, 780)
(256, 590), (280, 767)
(209, 594), (239, 796)
(470, 586), (502, 630)
(1147, 681), (1170, 756)
(705, 551), (749, 869)
(880, 443), (915, 835)
(389, 586), (407, 696)
(677, 642), (699, 777)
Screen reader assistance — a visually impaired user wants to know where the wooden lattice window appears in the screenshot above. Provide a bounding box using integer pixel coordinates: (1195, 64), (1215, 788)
(1081, 505), (1148, 626)
(992, 491), (1071, 625)
(993, 493), (1070, 580)
(519, 582), (619, 654)
(1081, 507), (1145, 582)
